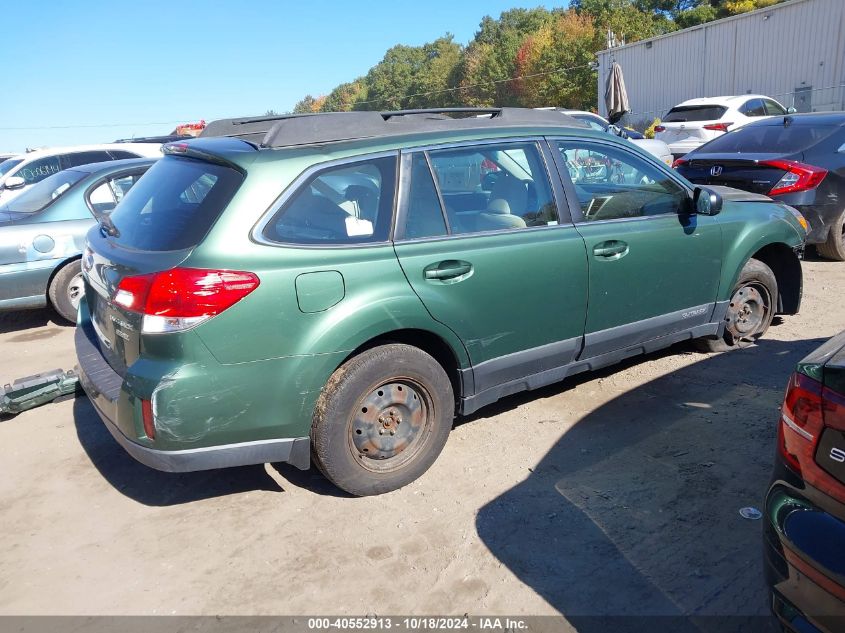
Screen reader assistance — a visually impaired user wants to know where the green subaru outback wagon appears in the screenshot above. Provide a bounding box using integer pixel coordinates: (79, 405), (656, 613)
(76, 108), (807, 495)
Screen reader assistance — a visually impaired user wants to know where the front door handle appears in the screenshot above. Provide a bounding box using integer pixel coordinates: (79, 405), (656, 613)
(424, 260), (473, 281)
(592, 240), (629, 259)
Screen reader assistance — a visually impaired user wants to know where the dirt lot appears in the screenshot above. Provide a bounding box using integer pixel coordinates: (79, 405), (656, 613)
(1, 256), (843, 626)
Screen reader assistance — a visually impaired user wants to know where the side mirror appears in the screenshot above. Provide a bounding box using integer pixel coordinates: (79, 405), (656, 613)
(786, 107), (798, 114)
(693, 186), (723, 216)
(3, 175), (25, 190)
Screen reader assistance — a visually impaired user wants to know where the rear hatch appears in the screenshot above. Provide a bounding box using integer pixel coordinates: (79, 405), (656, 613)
(81, 153), (245, 376)
(658, 105), (729, 144)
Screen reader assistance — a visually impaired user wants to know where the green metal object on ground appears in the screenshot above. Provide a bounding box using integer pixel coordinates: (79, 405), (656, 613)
(0, 369), (80, 416)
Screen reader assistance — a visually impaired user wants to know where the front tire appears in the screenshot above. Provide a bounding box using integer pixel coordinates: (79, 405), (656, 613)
(311, 344), (454, 496)
(48, 260), (84, 324)
(695, 258), (777, 352)
(816, 210), (845, 261)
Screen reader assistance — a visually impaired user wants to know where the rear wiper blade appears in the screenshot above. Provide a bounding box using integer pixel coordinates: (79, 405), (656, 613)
(98, 215), (120, 238)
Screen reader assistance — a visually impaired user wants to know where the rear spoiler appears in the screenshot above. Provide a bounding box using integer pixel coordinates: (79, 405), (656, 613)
(162, 138), (257, 173)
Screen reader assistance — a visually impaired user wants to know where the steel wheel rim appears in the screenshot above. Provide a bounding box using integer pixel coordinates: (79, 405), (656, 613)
(348, 379), (432, 472)
(725, 283), (771, 343)
(67, 273), (85, 309)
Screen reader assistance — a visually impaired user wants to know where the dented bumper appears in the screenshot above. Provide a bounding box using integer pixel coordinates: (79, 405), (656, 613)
(75, 306), (311, 472)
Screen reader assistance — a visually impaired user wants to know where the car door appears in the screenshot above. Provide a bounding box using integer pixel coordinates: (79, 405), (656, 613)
(550, 138), (722, 359)
(393, 139), (588, 397)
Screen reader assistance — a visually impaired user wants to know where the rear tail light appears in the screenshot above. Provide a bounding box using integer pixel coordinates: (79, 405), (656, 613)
(779, 372), (845, 502)
(141, 399), (155, 439)
(671, 158), (687, 169)
(653, 125), (666, 133)
(762, 159), (828, 196)
(115, 268), (260, 334)
(702, 122), (732, 132)
(779, 372), (824, 473)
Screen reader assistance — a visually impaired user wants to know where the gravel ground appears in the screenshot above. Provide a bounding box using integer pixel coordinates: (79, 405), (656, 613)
(0, 256), (843, 628)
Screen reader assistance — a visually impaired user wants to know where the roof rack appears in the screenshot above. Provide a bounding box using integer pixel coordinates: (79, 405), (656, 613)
(199, 108), (585, 148)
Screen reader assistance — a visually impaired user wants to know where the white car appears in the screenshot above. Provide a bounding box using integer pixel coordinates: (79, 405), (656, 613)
(555, 109), (674, 166)
(0, 143), (162, 205)
(655, 95), (795, 157)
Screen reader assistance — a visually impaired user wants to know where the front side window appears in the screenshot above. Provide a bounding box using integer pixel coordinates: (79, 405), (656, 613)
(764, 99), (787, 116)
(557, 141), (688, 221)
(404, 141), (558, 237)
(263, 155), (396, 245)
(16, 156), (62, 185)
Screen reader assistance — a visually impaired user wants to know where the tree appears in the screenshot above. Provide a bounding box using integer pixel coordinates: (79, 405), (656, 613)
(292, 96), (326, 114)
(512, 11), (599, 109)
(320, 80), (367, 112)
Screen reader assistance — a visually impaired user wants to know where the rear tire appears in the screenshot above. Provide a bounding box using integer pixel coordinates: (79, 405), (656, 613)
(816, 210), (845, 261)
(48, 260), (84, 324)
(694, 258), (777, 353)
(311, 344), (454, 496)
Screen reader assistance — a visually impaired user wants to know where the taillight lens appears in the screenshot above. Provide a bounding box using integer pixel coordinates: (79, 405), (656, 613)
(762, 159), (828, 196)
(141, 398), (155, 439)
(115, 268), (260, 333)
(779, 372), (824, 473)
(653, 125), (666, 133)
(671, 158), (687, 169)
(703, 122), (732, 132)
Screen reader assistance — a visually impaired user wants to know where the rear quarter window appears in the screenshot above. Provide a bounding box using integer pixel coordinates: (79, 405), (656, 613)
(108, 156), (243, 251)
(261, 155), (396, 245)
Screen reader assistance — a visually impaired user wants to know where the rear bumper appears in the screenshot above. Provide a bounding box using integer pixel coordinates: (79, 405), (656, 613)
(764, 483), (845, 632)
(75, 320), (310, 472)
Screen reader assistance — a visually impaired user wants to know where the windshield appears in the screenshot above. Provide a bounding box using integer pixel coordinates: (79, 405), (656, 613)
(0, 158), (22, 177)
(696, 123), (840, 154)
(3, 169), (87, 214)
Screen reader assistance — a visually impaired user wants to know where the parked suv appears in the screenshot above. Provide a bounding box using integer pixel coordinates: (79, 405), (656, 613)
(76, 108), (806, 496)
(655, 95), (794, 157)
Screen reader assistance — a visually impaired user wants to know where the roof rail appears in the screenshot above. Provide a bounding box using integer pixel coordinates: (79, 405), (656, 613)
(200, 108), (586, 148)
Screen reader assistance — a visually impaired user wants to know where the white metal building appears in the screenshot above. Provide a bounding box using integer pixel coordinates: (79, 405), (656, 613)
(596, 0), (845, 126)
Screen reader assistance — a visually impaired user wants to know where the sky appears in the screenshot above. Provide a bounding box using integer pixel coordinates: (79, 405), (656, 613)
(1, 0), (553, 153)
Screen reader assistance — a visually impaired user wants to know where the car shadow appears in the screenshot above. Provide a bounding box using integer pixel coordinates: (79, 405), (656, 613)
(0, 308), (67, 334)
(73, 397), (280, 506)
(475, 338), (823, 632)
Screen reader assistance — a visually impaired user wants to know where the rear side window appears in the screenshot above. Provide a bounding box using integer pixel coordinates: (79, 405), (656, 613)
(697, 123), (839, 154)
(664, 105), (728, 122)
(108, 156), (243, 251)
(66, 151), (113, 167)
(741, 99), (766, 117)
(262, 155), (396, 245)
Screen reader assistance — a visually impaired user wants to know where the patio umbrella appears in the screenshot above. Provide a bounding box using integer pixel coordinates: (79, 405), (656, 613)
(605, 61), (629, 125)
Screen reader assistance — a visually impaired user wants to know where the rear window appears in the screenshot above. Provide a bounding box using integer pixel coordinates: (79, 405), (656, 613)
(108, 156), (243, 251)
(696, 123), (840, 154)
(664, 105), (728, 122)
(4, 169), (87, 214)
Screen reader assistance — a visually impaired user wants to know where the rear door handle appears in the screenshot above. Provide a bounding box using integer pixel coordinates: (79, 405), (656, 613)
(424, 260), (473, 281)
(592, 240), (629, 259)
